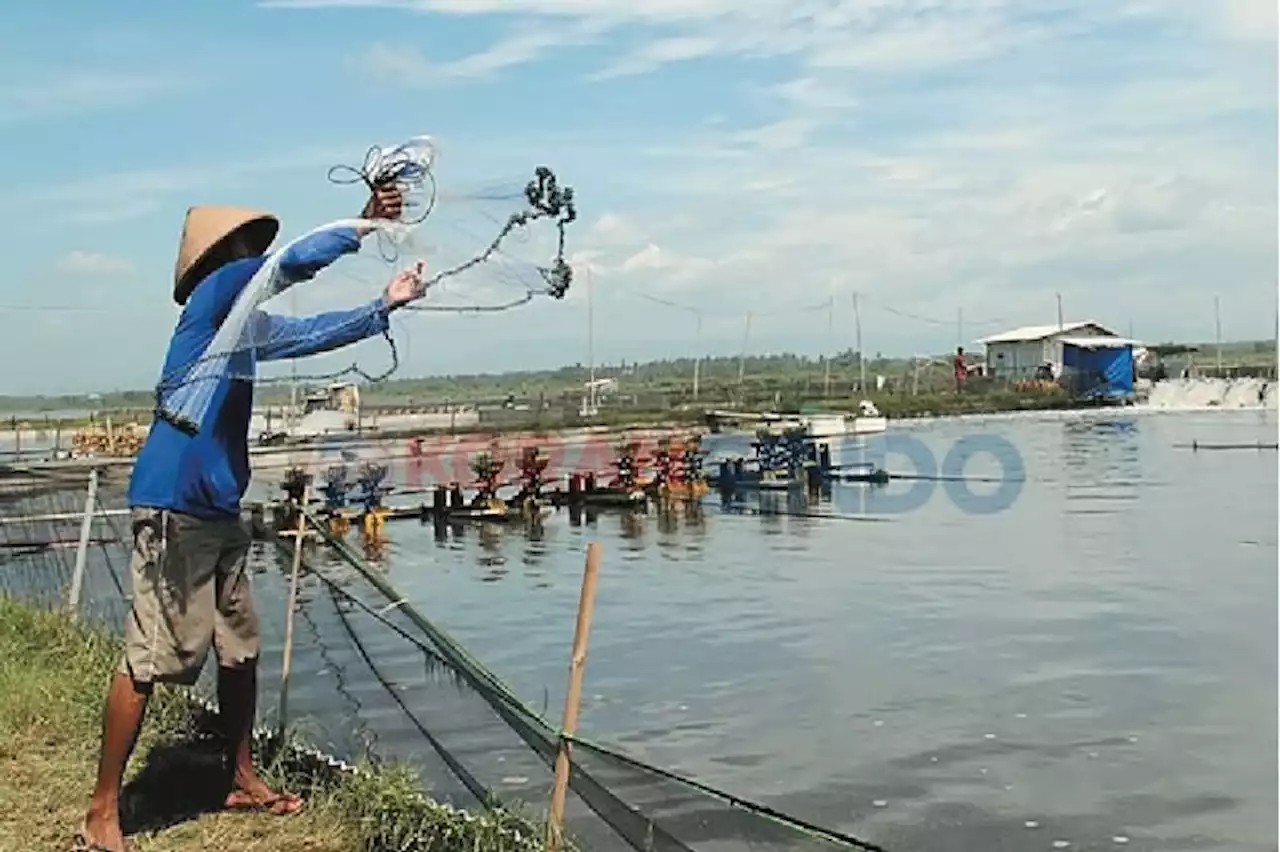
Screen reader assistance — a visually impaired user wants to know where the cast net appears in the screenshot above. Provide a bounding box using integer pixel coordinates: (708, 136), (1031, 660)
(153, 135), (577, 434)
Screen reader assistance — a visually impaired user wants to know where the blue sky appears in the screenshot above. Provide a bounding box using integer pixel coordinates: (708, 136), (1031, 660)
(0, 0), (1275, 395)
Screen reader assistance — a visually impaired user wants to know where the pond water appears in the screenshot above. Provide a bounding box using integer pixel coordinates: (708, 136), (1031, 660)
(6, 407), (1275, 851)
(260, 408), (1278, 851)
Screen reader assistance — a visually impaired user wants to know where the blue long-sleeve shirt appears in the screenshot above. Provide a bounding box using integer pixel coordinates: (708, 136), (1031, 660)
(129, 226), (390, 519)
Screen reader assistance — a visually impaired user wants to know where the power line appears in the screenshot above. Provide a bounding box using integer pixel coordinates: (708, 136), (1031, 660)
(0, 304), (156, 313)
(636, 292), (831, 317)
(634, 290), (1013, 330)
(857, 294), (1010, 329)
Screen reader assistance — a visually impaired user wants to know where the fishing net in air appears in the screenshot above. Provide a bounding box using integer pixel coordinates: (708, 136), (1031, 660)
(154, 134), (577, 434)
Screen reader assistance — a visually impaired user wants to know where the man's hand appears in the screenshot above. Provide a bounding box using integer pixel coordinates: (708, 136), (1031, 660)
(382, 260), (427, 311)
(361, 183), (405, 222)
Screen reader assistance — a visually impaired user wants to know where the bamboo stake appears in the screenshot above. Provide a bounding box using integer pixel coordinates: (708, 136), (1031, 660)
(67, 468), (99, 621)
(546, 541), (603, 852)
(276, 485), (310, 740)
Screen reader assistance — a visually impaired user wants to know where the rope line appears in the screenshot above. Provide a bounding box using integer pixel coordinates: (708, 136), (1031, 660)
(293, 573), (380, 757)
(324, 575), (497, 808)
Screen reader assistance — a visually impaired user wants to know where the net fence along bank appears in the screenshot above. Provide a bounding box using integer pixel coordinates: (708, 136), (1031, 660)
(0, 465), (888, 852)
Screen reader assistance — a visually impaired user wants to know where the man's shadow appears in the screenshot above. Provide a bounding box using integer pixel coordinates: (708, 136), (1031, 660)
(119, 737), (233, 835)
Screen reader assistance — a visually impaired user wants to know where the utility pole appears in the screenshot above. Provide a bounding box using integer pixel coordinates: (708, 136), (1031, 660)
(1214, 294), (1222, 375)
(587, 267), (596, 413)
(824, 295), (834, 398)
(957, 306), (963, 349)
(1056, 292), (1064, 331)
(852, 292), (865, 393)
(692, 313), (702, 401)
(737, 311), (752, 400)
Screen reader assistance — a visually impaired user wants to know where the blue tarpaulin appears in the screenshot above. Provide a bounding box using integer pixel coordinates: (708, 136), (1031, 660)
(1061, 338), (1136, 399)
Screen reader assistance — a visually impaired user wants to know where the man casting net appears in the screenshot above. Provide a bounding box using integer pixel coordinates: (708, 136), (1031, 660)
(76, 135), (577, 852)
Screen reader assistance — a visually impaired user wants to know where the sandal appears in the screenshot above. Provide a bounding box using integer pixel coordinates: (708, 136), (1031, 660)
(70, 830), (134, 852)
(224, 788), (304, 815)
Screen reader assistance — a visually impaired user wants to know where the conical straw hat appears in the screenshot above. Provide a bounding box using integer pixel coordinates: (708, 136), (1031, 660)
(173, 205), (280, 304)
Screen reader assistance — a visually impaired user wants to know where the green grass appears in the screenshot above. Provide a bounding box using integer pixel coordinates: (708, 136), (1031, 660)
(0, 596), (549, 852)
(862, 388), (1076, 419)
(2, 337), (1273, 417)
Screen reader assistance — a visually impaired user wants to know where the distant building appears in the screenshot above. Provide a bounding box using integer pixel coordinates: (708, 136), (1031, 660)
(978, 321), (1117, 379)
(1059, 336), (1140, 400)
(585, 378), (618, 394)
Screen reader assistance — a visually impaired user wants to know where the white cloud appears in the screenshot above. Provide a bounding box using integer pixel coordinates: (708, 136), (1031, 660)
(353, 21), (602, 83)
(0, 70), (194, 123)
(587, 212), (645, 246)
(269, 0), (1274, 82)
(764, 76), (859, 112)
(566, 66), (1274, 339)
(54, 250), (136, 276)
(3, 0), (1272, 396)
(1041, 177), (1215, 236)
(16, 144), (362, 225)
(620, 244), (671, 273)
(1167, 0), (1277, 43)
(591, 35), (722, 79)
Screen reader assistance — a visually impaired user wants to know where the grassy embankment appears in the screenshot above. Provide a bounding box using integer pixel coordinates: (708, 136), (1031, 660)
(0, 596), (546, 852)
(4, 337), (1275, 426)
(2, 388), (1083, 443)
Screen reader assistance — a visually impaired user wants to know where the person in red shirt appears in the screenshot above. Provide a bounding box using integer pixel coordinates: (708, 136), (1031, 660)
(953, 346), (967, 393)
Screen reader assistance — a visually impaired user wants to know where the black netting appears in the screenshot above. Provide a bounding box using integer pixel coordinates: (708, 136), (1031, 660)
(0, 468), (886, 852)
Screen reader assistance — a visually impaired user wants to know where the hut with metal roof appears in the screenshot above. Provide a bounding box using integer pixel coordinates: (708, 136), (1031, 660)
(978, 321), (1118, 379)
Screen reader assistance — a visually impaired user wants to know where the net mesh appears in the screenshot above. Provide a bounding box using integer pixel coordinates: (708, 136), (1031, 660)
(0, 466), (887, 852)
(154, 135), (578, 435)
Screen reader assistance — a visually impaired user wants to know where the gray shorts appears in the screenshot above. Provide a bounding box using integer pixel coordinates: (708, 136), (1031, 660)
(118, 508), (260, 685)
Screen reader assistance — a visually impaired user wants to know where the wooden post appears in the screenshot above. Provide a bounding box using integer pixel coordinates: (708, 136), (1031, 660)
(1214, 294), (1223, 376)
(852, 292), (865, 394)
(823, 296), (834, 399)
(67, 468), (99, 621)
(737, 312), (752, 397)
(546, 541), (603, 852)
(276, 485), (310, 740)
(692, 314), (702, 402)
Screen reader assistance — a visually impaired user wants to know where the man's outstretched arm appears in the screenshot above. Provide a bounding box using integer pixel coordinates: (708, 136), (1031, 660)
(252, 299), (391, 362)
(253, 261), (427, 362)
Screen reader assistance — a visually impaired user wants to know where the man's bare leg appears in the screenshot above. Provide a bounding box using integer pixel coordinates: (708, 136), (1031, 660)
(82, 672), (152, 852)
(217, 664), (301, 813)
